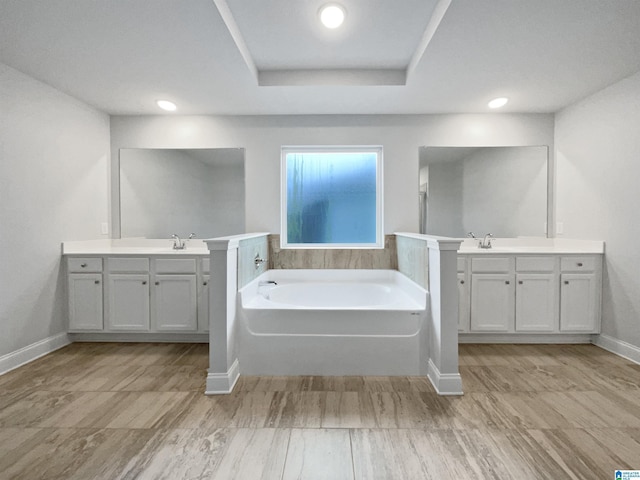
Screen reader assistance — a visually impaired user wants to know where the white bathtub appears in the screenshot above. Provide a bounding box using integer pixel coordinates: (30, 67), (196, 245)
(237, 269), (430, 376)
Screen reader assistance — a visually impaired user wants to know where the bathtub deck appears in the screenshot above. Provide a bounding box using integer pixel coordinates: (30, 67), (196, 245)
(1, 342), (640, 478)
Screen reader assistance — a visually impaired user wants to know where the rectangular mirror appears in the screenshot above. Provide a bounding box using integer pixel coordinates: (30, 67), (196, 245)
(119, 148), (245, 238)
(419, 146), (548, 238)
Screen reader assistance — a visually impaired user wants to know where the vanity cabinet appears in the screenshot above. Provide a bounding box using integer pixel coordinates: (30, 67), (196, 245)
(198, 275), (210, 332)
(66, 254), (209, 335)
(68, 258), (104, 330)
(69, 274), (104, 330)
(107, 274), (150, 330)
(470, 274), (514, 331)
(514, 256), (558, 332)
(469, 257), (514, 332)
(515, 274), (557, 331)
(152, 258), (198, 331)
(560, 256), (601, 332)
(153, 275), (197, 331)
(105, 258), (150, 331)
(459, 253), (601, 336)
(457, 272), (469, 332)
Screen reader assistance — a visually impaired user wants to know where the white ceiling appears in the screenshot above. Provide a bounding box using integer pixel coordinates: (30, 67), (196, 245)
(1, 0), (640, 115)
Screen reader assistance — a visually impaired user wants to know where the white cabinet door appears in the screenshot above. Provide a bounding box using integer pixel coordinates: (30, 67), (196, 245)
(68, 273), (103, 331)
(515, 274), (557, 332)
(458, 273), (469, 333)
(154, 275), (197, 331)
(470, 274), (514, 332)
(107, 274), (150, 331)
(198, 275), (210, 332)
(560, 273), (598, 332)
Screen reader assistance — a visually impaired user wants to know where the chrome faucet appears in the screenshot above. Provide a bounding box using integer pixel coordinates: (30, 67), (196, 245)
(254, 253), (266, 268)
(467, 232), (476, 239)
(171, 234), (186, 250)
(479, 233), (493, 249)
(259, 280), (278, 286)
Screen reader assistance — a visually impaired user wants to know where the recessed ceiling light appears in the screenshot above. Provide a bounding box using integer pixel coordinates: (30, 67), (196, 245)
(156, 100), (177, 111)
(488, 97), (509, 109)
(319, 4), (346, 29)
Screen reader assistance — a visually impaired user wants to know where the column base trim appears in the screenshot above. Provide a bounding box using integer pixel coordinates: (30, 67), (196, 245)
(205, 358), (240, 394)
(427, 358), (463, 396)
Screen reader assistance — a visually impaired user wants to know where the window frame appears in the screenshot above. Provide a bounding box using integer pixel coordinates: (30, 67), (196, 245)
(280, 145), (384, 249)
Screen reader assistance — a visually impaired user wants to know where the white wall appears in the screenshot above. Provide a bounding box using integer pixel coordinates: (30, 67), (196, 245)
(555, 71), (640, 349)
(110, 114), (554, 237)
(0, 63), (110, 357)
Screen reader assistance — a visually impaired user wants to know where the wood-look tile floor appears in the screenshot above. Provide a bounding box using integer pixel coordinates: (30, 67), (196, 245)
(1, 343), (640, 479)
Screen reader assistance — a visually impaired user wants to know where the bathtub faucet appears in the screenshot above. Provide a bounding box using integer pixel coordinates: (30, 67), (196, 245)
(254, 253), (267, 268)
(259, 280), (278, 286)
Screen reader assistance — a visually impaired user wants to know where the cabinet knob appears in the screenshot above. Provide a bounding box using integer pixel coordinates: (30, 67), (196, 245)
(577, 262), (583, 267)
(94, 280), (100, 285)
(81, 263), (87, 268)
(518, 280), (523, 284)
(142, 281), (147, 285)
(203, 281), (208, 286)
(155, 281), (160, 285)
(505, 281), (510, 285)
(564, 280), (569, 285)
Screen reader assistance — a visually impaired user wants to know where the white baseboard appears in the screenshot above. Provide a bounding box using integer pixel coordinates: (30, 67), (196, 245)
(459, 333), (594, 344)
(427, 358), (463, 396)
(0, 332), (71, 376)
(593, 334), (640, 365)
(205, 358), (240, 394)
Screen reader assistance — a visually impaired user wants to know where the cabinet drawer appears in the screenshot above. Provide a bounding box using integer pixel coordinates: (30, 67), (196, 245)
(516, 256), (556, 272)
(68, 257), (103, 273)
(202, 258), (210, 274)
(560, 256), (598, 272)
(155, 258), (197, 274)
(108, 257), (150, 273)
(471, 257), (511, 273)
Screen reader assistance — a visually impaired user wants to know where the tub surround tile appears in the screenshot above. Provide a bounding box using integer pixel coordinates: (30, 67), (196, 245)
(396, 235), (429, 289)
(268, 234), (397, 270)
(237, 235), (269, 288)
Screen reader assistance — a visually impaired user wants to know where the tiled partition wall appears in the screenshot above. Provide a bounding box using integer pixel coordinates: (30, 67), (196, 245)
(237, 235), (269, 288)
(395, 233), (463, 394)
(268, 234), (398, 269)
(205, 232), (269, 395)
(396, 235), (430, 290)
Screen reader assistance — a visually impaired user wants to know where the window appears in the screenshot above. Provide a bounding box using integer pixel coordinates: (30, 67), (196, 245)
(281, 146), (383, 248)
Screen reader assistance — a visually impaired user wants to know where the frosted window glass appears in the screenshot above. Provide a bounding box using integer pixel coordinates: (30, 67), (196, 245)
(285, 151), (378, 245)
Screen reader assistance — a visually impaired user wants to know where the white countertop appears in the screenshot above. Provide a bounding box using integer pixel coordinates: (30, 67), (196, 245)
(63, 236), (605, 256)
(62, 239), (210, 255)
(457, 237), (604, 254)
